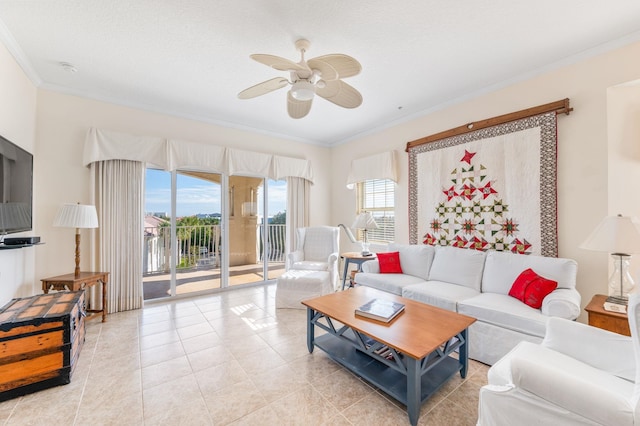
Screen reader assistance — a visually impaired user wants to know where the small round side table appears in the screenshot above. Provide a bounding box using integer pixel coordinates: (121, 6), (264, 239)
(340, 252), (377, 290)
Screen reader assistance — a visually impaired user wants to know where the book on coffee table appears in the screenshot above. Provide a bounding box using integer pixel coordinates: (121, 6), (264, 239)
(355, 298), (405, 323)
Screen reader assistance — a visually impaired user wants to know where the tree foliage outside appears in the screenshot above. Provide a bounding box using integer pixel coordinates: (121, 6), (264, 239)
(157, 215), (221, 268)
(271, 211), (286, 224)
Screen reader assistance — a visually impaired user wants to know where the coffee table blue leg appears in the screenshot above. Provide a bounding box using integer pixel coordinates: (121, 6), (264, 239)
(341, 258), (352, 290)
(459, 328), (469, 378)
(306, 307), (315, 353)
(406, 357), (420, 426)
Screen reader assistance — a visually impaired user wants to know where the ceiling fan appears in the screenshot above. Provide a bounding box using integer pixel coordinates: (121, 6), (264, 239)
(238, 39), (363, 119)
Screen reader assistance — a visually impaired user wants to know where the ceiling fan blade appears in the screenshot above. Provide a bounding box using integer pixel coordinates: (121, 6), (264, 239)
(309, 54), (361, 79)
(287, 91), (312, 119)
(237, 77), (288, 99)
(306, 58), (338, 81)
(251, 54), (308, 73)
(316, 80), (362, 108)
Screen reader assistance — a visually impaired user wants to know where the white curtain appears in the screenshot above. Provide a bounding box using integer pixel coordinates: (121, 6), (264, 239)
(90, 160), (145, 312)
(346, 150), (398, 189)
(84, 128), (314, 182)
(285, 177), (310, 269)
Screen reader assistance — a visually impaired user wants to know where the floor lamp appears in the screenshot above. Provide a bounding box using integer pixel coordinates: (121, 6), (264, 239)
(338, 223), (357, 245)
(53, 203), (99, 277)
(580, 214), (640, 304)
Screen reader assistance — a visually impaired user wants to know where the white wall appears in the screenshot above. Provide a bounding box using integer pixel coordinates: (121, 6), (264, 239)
(0, 41), (37, 302)
(33, 90), (332, 283)
(332, 41), (640, 322)
(607, 80), (640, 282)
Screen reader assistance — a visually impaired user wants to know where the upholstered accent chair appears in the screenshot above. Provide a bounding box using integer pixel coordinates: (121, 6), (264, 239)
(276, 226), (339, 309)
(288, 226), (340, 288)
(477, 294), (640, 425)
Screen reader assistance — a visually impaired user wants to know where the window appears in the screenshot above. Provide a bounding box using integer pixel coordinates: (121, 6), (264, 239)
(357, 179), (395, 243)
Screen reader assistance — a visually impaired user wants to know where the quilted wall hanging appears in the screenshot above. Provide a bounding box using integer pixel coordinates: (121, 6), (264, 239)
(407, 100), (572, 257)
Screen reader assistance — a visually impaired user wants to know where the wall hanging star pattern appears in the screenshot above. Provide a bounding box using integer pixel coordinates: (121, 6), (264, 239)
(422, 150), (532, 254)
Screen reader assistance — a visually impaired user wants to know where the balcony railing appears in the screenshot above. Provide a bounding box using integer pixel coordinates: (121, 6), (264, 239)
(143, 223), (286, 275)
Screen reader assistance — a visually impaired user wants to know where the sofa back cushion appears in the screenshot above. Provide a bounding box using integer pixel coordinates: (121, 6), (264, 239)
(428, 245), (487, 291)
(388, 243), (434, 280)
(482, 250), (577, 295)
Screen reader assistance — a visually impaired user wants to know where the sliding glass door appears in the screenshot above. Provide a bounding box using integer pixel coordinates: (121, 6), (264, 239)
(143, 169), (222, 300)
(260, 179), (287, 280)
(143, 169), (287, 300)
(227, 176), (287, 285)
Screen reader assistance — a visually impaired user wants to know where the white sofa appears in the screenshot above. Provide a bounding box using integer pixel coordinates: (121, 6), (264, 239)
(355, 243), (580, 365)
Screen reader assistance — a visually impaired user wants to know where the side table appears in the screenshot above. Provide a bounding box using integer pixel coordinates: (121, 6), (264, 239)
(584, 294), (630, 336)
(41, 271), (109, 322)
(340, 252), (376, 290)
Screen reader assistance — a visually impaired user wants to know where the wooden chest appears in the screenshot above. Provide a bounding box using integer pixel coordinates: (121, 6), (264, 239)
(0, 291), (85, 401)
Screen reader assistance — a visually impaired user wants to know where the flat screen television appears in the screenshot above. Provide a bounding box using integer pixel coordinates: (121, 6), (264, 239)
(0, 134), (33, 235)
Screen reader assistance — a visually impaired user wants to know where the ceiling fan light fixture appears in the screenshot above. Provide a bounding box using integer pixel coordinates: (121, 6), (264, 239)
(291, 81), (315, 101)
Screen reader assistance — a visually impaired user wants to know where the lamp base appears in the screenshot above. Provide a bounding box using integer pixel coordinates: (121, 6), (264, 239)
(360, 241), (371, 257)
(606, 295), (628, 305)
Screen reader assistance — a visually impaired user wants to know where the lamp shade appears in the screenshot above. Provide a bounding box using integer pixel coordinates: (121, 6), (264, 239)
(580, 214), (640, 255)
(53, 204), (99, 229)
(352, 212), (379, 230)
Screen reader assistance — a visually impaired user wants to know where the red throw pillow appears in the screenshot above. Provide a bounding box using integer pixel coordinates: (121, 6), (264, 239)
(509, 268), (558, 309)
(508, 269), (537, 301)
(377, 251), (403, 274)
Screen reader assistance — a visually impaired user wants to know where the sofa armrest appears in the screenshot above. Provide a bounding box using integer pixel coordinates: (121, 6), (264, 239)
(361, 260), (380, 273)
(511, 349), (634, 426)
(541, 288), (581, 319)
(542, 317), (635, 382)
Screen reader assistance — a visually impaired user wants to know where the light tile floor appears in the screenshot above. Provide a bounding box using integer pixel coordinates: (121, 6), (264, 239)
(0, 284), (488, 425)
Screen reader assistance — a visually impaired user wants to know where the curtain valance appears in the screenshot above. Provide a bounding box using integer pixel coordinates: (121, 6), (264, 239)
(346, 150), (398, 188)
(83, 128), (314, 183)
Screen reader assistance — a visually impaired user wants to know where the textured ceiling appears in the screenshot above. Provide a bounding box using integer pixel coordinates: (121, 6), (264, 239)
(1, 1), (640, 146)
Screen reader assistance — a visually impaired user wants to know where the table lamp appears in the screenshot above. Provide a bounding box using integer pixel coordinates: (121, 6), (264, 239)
(580, 214), (640, 304)
(352, 212), (379, 256)
(53, 203), (99, 277)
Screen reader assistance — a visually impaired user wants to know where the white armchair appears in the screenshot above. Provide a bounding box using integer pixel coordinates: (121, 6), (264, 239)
(287, 226), (340, 290)
(276, 226), (340, 308)
(477, 294), (640, 426)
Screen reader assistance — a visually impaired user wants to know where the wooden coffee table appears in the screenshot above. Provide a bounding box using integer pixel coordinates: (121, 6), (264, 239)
(302, 286), (476, 426)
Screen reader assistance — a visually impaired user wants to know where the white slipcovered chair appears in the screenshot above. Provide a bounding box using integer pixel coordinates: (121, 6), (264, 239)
(276, 226), (339, 308)
(477, 294), (640, 426)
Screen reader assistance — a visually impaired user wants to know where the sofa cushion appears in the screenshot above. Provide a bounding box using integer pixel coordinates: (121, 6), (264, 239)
(354, 272), (424, 295)
(482, 250), (577, 295)
(458, 293), (547, 337)
(388, 243), (435, 280)
(402, 281), (479, 312)
(377, 251), (403, 274)
(428, 245), (487, 291)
